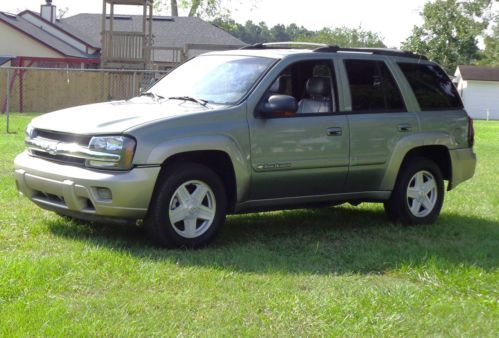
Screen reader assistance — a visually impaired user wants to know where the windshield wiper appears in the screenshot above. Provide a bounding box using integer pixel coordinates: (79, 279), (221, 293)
(139, 92), (165, 100)
(168, 96), (208, 106)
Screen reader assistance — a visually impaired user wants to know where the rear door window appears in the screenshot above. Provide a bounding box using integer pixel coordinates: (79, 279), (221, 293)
(397, 63), (463, 110)
(344, 59), (406, 112)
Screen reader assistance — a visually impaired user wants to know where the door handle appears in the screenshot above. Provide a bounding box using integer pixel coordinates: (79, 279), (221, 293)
(397, 124), (412, 132)
(326, 127), (342, 136)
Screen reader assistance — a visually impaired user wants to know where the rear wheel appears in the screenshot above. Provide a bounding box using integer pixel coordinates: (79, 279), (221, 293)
(146, 163), (227, 248)
(384, 157), (444, 225)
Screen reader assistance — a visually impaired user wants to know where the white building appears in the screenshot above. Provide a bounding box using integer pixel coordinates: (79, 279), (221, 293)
(454, 65), (499, 120)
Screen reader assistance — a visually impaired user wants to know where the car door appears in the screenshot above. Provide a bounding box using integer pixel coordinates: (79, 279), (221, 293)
(338, 57), (419, 192)
(247, 59), (350, 200)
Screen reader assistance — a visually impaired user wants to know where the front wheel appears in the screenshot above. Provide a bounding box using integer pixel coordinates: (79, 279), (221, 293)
(146, 163), (227, 248)
(384, 157), (444, 225)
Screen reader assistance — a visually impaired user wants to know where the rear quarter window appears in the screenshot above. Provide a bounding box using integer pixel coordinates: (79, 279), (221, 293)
(398, 63), (463, 110)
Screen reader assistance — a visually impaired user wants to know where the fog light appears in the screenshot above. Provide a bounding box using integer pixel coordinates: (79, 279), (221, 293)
(96, 187), (112, 200)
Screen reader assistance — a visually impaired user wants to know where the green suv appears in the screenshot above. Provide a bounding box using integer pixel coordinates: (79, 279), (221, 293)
(14, 43), (476, 248)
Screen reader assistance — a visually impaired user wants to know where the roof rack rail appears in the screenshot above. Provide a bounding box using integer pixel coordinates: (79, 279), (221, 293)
(238, 42), (428, 60)
(313, 46), (428, 60)
(240, 42), (328, 50)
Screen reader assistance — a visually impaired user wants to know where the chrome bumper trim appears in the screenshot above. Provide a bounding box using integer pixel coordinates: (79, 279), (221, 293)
(26, 138), (120, 162)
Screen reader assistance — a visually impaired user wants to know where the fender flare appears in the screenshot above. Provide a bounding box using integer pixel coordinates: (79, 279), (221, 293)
(379, 132), (456, 191)
(146, 135), (251, 202)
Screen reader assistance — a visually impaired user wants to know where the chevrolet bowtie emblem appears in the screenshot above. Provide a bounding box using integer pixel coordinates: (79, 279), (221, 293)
(41, 141), (61, 155)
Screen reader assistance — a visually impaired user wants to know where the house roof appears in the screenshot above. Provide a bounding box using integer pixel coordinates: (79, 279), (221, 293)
(0, 11), (98, 59)
(60, 14), (245, 49)
(19, 10), (98, 49)
(0, 56), (15, 66)
(458, 65), (499, 82)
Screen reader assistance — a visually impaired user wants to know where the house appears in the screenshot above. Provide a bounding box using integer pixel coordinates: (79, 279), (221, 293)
(0, 8), (100, 68)
(61, 13), (245, 69)
(0, 56), (15, 67)
(0, 0), (245, 69)
(454, 65), (499, 120)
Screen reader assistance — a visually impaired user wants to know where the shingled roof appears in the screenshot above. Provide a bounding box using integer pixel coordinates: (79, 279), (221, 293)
(457, 65), (499, 82)
(60, 13), (245, 49)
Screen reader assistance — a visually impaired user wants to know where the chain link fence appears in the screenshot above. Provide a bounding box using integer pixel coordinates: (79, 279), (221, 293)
(1, 67), (169, 133)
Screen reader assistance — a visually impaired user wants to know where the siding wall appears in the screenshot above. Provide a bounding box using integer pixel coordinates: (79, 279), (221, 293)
(459, 80), (499, 120)
(0, 22), (63, 58)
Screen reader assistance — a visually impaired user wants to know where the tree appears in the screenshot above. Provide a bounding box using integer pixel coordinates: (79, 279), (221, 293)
(402, 0), (493, 73)
(212, 19), (385, 47)
(242, 21), (270, 43)
(477, 15), (499, 66)
(295, 26), (385, 48)
(171, 0), (178, 16)
(155, 0), (245, 19)
(57, 6), (69, 19)
(270, 24), (291, 42)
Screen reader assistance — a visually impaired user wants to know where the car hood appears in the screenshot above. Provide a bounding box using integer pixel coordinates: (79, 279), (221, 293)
(30, 97), (211, 135)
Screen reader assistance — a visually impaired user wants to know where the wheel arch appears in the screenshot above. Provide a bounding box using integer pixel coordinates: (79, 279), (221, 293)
(383, 155), (446, 225)
(158, 150), (238, 212)
(145, 135), (251, 210)
(381, 144), (452, 191)
(402, 146), (451, 178)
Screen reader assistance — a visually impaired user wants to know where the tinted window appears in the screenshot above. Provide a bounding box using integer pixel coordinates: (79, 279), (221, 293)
(344, 60), (405, 112)
(398, 63), (463, 110)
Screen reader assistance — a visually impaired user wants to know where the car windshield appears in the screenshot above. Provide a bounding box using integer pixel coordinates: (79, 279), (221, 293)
(147, 55), (275, 105)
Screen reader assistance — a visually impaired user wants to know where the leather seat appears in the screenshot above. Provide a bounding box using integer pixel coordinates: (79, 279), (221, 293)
(297, 77), (332, 114)
(263, 76), (286, 103)
(268, 75), (291, 95)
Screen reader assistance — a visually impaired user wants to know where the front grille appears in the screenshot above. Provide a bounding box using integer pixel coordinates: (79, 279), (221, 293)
(31, 150), (86, 167)
(29, 129), (91, 166)
(35, 129), (91, 146)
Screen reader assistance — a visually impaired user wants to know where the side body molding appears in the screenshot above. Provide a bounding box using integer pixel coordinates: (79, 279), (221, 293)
(379, 131), (458, 191)
(146, 135), (251, 202)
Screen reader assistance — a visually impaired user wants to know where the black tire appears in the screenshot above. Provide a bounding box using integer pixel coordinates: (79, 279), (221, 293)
(145, 162), (227, 248)
(384, 157), (444, 225)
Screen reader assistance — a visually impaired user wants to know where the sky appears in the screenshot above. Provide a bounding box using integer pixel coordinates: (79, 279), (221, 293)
(2, 0), (496, 47)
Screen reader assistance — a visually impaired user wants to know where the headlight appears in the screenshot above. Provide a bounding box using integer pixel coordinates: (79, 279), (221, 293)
(87, 135), (136, 170)
(25, 124), (37, 140)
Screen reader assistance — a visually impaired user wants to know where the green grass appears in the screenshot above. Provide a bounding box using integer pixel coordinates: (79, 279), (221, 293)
(1, 113), (498, 336)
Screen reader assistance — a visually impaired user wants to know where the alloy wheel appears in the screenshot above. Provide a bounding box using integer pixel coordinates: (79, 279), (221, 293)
(406, 170), (438, 218)
(168, 180), (216, 239)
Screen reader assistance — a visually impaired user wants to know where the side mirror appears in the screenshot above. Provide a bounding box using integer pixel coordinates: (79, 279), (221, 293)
(259, 95), (298, 117)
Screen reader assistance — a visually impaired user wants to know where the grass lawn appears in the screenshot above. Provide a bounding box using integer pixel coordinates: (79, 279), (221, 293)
(0, 113), (498, 336)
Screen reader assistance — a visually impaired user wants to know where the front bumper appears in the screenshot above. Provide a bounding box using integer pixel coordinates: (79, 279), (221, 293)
(14, 151), (161, 222)
(448, 147), (476, 190)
